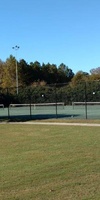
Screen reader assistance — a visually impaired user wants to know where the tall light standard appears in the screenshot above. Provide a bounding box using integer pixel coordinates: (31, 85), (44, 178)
(12, 45), (20, 94)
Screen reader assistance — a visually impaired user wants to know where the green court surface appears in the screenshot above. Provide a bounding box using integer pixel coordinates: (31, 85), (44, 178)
(0, 104), (100, 120)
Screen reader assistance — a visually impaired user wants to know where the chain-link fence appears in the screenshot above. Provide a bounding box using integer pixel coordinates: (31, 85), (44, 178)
(0, 81), (100, 120)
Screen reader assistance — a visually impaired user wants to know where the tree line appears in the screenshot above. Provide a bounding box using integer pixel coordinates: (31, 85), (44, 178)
(0, 55), (100, 89)
(0, 55), (74, 88)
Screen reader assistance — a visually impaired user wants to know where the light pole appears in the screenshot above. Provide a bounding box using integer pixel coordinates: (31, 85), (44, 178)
(12, 45), (20, 94)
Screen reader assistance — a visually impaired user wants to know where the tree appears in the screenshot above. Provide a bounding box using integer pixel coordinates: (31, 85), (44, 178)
(0, 59), (4, 86)
(90, 67), (100, 74)
(1, 55), (16, 88)
(19, 59), (34, 86)
(48, 64), (58, 83)
(70, 71), (89, 86)
(89, 67), (100, 81)
(30, 61), (41, 81)
(41, 63), (57, 84)
(57, 63), (74, 83)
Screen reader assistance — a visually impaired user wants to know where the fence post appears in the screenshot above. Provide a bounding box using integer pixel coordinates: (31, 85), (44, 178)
(7, 88), (10, 118)
(29, 88), (32, 119)
(55, 84), (57, 118)
(84, 82), (87, 119)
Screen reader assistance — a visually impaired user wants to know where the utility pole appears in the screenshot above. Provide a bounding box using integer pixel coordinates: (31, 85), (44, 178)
(12, 45), (20, 94)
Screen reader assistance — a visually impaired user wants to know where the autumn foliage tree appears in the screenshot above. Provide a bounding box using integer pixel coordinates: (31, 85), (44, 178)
(0, 55), (74, 88)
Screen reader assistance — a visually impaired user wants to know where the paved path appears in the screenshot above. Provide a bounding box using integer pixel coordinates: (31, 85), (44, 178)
(1, 121), (100, 126)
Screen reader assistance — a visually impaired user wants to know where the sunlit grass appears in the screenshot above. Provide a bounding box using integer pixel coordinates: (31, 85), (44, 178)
(0, 124), (100, 200)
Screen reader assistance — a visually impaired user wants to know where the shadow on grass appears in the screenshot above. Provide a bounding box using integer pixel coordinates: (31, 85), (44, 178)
(0, 114), (80, 122)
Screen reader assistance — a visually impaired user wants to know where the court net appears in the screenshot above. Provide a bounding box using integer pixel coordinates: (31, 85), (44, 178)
(72, 102), (100, 109)
(9, 102), (64, 110)
(0, 104), (4, 109)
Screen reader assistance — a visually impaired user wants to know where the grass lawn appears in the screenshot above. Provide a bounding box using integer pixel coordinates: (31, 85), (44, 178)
(0, 124), (100, 200)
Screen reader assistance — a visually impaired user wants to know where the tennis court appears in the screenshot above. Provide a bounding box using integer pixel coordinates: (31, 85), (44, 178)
(0, 81), (100, 120)
(0, 103), (100, 120)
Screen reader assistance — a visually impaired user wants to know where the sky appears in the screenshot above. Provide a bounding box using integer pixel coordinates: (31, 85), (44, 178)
(1, 0), (100, 74)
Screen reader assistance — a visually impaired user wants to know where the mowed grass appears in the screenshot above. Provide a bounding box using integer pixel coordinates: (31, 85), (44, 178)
(0, 124), (100, 200)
